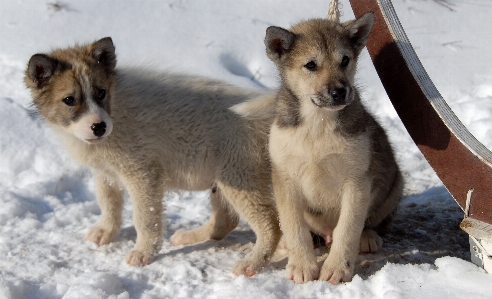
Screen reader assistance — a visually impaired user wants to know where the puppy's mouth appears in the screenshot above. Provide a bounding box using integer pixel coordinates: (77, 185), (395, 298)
(84, 137), (106, 144)
(68, 112), (113, 144)
(310, 97), (353, 110)
(311, 97), (347, 110)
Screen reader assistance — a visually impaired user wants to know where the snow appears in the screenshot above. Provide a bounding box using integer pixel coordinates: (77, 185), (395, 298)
(1, 0), (492, 298)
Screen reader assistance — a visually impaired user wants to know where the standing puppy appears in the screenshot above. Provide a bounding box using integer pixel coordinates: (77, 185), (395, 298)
(24, 37), (280, 276)
(265, 13), (403, 284)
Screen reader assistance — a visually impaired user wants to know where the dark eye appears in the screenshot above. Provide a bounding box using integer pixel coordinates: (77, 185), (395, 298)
(62, 96), (76, 106)
(341, 56), (350, 67)
(97, 88), (106, 101)
(304, 61), (317, 71)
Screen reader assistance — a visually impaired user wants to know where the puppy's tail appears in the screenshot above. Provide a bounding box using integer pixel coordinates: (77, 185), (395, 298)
(229, 92), (276, 121)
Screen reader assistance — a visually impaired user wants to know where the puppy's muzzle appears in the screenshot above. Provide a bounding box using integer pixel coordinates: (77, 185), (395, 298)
(330, 87), (347, 106)
(91, 121), (107, 137)
(311, 86), (352, 110)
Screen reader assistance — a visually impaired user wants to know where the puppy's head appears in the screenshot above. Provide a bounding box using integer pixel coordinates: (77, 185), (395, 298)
(265, 12), (374, 111)
(25, 37), (116, 144)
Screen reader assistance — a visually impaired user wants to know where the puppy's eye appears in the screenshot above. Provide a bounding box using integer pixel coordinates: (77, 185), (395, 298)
(341, 56), (350, 67)
(97, 88), (106, 101)
(62, 96), (76, 106)
(304, 61), (317, 71)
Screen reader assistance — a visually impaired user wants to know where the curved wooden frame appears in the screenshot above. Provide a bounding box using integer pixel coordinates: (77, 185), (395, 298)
(349, 0), (492, 225)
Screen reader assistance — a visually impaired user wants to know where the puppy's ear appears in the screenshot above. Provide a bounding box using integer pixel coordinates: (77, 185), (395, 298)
(345, 12), (374, 53)
(265, 26), (295, 62)
(26, 54), (57, 88)
(92, 37), (116, 70)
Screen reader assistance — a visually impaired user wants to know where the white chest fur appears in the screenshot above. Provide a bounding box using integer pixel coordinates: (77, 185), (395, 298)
(269, 109), (372, 206)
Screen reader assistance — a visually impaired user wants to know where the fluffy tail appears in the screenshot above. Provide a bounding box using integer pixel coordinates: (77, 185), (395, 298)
(229, 92), (276, 120)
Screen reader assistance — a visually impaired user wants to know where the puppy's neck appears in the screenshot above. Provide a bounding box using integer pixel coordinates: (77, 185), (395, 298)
(274, 84), (339, 132)
(274, 86), (303, 128)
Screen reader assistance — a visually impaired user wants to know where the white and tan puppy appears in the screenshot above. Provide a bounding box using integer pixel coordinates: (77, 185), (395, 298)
(263, 13), (403, 284)
(24, 37), (280, 276)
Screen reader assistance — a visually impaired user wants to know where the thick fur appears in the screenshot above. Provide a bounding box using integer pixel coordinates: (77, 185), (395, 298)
(24, 38), (281, 276)
(261, 13), (403, 284)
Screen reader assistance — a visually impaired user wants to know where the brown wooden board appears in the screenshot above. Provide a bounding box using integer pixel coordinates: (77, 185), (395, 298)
(349, 0), (492, 224)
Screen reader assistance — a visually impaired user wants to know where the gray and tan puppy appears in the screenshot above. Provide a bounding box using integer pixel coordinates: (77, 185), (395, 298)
(24, 37), (280, 276)
(264, 13), (403, 284)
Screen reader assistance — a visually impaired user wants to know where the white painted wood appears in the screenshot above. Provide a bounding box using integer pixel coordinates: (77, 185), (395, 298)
(461, 218), (492, 241)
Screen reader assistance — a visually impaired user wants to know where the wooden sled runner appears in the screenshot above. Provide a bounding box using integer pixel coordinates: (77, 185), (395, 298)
(349, 0), (492, 271)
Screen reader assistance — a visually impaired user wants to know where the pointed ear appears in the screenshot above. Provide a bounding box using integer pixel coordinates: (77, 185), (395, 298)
(264, 26), (295, 62)
(26, 54), (57, 87)
(345, 12), (374, 53)
(92, 37), (116, 70)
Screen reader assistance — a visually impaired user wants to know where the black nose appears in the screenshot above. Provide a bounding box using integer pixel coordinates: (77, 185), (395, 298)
(330, 87), (347, 105)
(91, 121), (107, 137)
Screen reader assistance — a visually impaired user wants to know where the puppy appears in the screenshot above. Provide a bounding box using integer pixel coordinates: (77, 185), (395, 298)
(264, 13), (403, 284)
(24, 37), (280, 276)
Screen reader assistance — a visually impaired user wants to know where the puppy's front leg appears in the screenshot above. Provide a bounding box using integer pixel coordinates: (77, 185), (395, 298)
(121, 167), (165, 266)
(86, 172), (124, 245)
(319, 180), (370, 284)
(274, 171), (319, 284)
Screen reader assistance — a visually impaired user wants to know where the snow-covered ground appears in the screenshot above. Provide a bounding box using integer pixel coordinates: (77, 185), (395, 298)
(1, 0), (492, 298)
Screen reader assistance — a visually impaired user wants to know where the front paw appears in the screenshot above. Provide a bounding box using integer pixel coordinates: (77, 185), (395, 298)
(319, 256), (353, 284)
(86, 225), (118, 245)
(286, 258), (319, 284)
(126, 249), (153, 266)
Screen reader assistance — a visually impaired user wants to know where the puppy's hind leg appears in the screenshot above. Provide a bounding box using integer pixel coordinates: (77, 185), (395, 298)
(218, 181), (281, 277)
(170, 184), (239, 246)
(86, 172), (124, 245)
(359, 228), (383, 253)
(361, 171), (403, 253)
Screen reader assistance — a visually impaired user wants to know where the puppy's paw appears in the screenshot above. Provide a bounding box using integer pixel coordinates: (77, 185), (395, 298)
(126, 250), (153, 266)
(232, 257), (263, 277)
(359, 229), (383, 253)
(170, 229), (202, 246)
(86, 226), (117, 245)
(319, 267), (352, 284)
(319, 257), (353, 284)
(286, 260), (319, 284)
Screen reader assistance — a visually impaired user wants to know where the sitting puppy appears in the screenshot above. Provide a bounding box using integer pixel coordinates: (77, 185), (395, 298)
(24, 37), (280, 276)
(263, 13), (403, 284)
